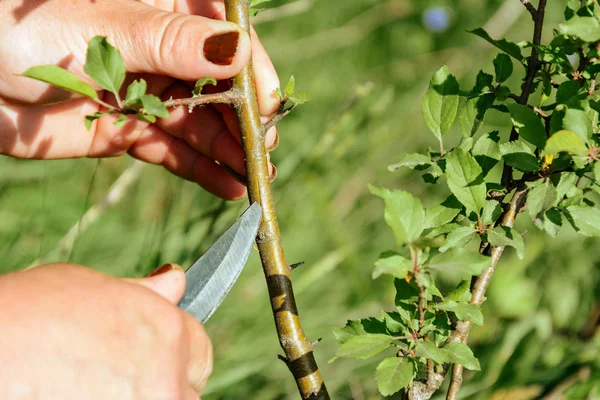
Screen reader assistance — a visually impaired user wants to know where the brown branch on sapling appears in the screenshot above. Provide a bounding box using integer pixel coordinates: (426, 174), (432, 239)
(520, 0), (537, 18)
(224, 1), (329, 399)
(163, 89), (240, 109)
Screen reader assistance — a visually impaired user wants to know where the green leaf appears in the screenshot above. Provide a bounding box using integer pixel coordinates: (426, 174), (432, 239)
(499, 141), (541, 172)
(559, 16), (600, 42)
(84, 36), (126, 96)
(487, 226), (525, 259)
(84, 112), (106, 131)
(562, 109), (592, 142)
(421, 66), (460, 140)
(22, 65), (98, 99)
(141, 94), (169, 119)
(373, 252), (412, 280)
(424, 199), (461, 229)
(137, 113), (156, 123)
(446, 149), (486, 216)
(556, 172), (579, 200)
(472, 131), (502, 176)
(473, 71), (494, 93)
(439, 227), (477, 253)
(436, 301), (483, 325)
(416, 272), (443, 298)
(113, 114), (127, 127)
(527, 180), (558, 222)
(507, 104), (547, 148)
(415, 341), (447, 364)
(388, 153), (431, 171)
(482, 200), (502, 226)
(330, 334), (393, 362)
(333, 320), (365, 344)
(193, 77), (217, 96)
(544, 130), (588, 156)
(375, 357), (414, 396)
(443, 342), (481, 371)
(446, 280), (472, 302)
(427, 248), (491, 276)
(556, 81), (584, 107)
(459, 94), (495, 138)
(565, 206), (600, 237)
(541, 208), (563, 237)
(369, 186), (425, 246)
(287, 91), (311, 105)
(468, 28), (523, 60)
(493, 53), (513, 83)
(123, 79), (147, 107)
(284, 75), (296, 97)
(382, 311), (410, 334)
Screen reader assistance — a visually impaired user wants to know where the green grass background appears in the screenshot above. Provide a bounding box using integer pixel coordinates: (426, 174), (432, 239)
(1, 0), (599, 398)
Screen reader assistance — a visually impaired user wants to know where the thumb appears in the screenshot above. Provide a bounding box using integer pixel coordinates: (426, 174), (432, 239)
(126, 263), (187, 304)
(96, 2), (251, 81)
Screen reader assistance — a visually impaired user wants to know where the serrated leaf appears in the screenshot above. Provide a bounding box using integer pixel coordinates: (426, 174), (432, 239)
(482, 200), (502, 226)
(493, 53), (513, 83)
(284, 75), (296, 97)
(507, 104), (547, 148)
(330, 334), (393, 362)
(446, 280), (472, 302)
(459, 94), (495, 138)
(487, 226), (525, 259)
(427, 248), (491, 276)
(559, 16), (600, 42)
(373, 252), (412, 280)
(556, 81), (584, 107)
(446, 149), (486, 216)
(123, 79), (147, 107)
(370, 186), (425, 246)
(443, 342), (481, 371)
(382, 311), (410, 334)
(499, 141), (541, 172)
(541, 208), (562, 237)
(333, 320), (366, 344)
(436, 301), (483, 325)
(468, 28), (523, 60)
(544, 130), (588, 156)
(137, 113), (156, 123)
(473, 131), (501, 176)
(473, 71), (494, 93)
(416, 272), (443, 298)
(565, 206), (600, 237)
(415, 341), (447, 364)
(562, 109), (592, 142)
(84, 112), (105, 131)
(141, 94), (169, 119)
(439, 226), (477, 252)
(287, 91), (311, 105)
(422, 66), (460, 140)
(556, 172), (579, 199)
(424, 200), (461, 229)
(527, 180), (558, 222)
(388, 153), (432, 171)
(84, 36), (126, 96)
(22, 65), (98, 99)
(375, 357), (414, 396)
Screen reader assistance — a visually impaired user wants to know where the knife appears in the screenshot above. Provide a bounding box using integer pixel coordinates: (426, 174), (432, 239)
(177, 202), (262, 323)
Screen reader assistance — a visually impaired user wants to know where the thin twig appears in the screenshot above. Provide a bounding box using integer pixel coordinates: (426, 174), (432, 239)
(263, 105), (295, 134)
(520, 0), (537, 18)
(162, 90), (240, 108)
(225, 1), (329, 399)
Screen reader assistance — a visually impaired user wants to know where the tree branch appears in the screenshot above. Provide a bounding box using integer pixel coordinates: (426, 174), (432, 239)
(520, 0), (537, 19)
(224, 1), (329, 399)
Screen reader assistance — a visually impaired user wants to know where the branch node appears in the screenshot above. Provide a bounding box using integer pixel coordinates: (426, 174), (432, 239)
(310, 338), (322, 350)
(277, 354), (289, 364)
(290, 261), (305, 270)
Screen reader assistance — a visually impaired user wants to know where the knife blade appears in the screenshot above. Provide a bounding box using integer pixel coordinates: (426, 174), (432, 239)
(178, 202), (261, 323)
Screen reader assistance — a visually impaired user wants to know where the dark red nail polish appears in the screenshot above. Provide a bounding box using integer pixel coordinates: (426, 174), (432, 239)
(147, 263), (175, 277)
(204, 31), (240, 66)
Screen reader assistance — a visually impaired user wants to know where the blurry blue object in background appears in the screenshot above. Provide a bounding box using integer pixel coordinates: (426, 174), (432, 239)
(422, 6), (452, 32)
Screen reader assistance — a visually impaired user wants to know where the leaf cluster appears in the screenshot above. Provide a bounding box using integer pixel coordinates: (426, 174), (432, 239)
(333, 1), (600, 397)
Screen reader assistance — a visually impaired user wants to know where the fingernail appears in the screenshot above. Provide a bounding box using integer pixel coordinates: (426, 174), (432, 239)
(266, 128), (279, 152)
(269, 165), (278, 182)
(204, 31), (240, 66)
(147, 263), (181, 277)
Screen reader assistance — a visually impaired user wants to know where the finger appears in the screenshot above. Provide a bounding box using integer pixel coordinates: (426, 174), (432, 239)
(250, 26), (281, 117)
(124, 264), (186, 304)
(127, 124), (247, 200)
(182, 312), (213, 394)
(158, 84), (246, 175)
(94, 0), (251, 81)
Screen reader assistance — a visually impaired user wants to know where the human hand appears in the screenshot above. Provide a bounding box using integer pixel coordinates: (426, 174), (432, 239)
(0, 263), (211, 400)
(0, 0), (280, 200)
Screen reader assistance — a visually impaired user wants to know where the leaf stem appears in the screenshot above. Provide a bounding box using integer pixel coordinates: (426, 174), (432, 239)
(224, 1), (329, 399)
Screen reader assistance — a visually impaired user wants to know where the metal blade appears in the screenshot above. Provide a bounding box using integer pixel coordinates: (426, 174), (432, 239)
(178, 202), (261, 323)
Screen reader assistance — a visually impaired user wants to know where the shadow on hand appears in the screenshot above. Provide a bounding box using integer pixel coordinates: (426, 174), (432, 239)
(11, 0), (95, 23)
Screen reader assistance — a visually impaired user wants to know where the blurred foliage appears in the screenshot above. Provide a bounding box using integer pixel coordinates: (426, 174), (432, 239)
(0, 0), (598, 398)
